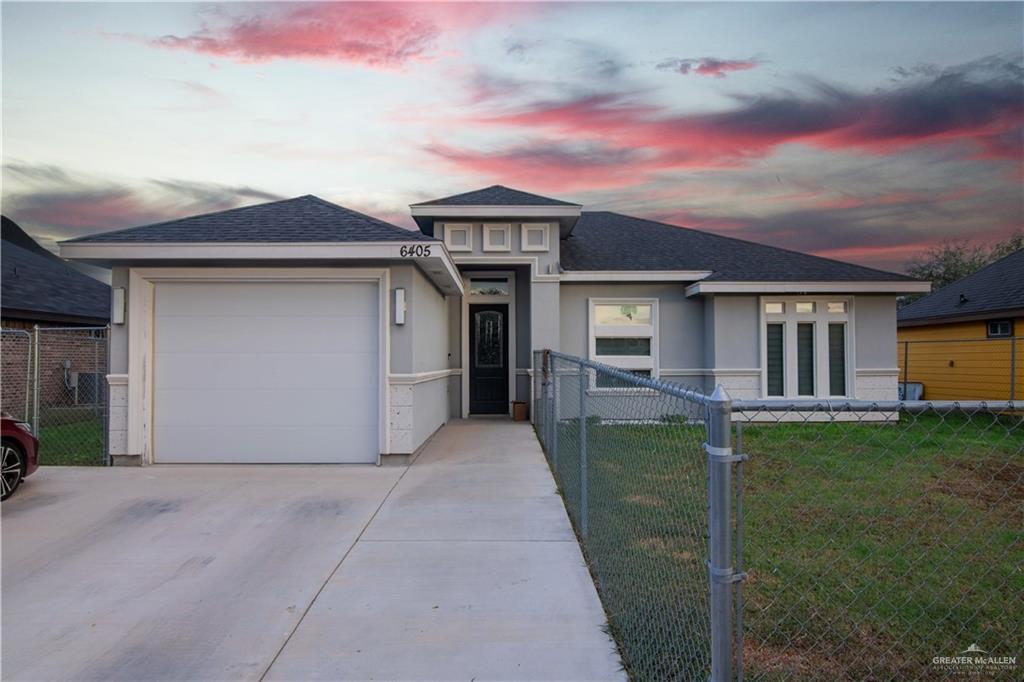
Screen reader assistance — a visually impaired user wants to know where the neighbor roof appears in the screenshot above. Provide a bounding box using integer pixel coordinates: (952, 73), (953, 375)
(2, 230), (110, 323)
(898, 248), (1024, 324)
(65, 195), (432, 244)
(411, 185), (580, 207)
(561, 212), (916, 282)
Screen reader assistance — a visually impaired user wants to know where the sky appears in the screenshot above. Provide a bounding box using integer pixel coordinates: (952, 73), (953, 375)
(2, 1), (1022, 273)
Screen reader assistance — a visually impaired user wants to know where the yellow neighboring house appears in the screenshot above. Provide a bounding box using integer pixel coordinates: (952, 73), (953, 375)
(897, 249), (1023, 401)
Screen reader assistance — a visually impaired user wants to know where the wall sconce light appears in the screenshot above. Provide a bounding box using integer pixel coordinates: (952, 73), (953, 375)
(394, 288), (407, 325)
(112, 288), (126, 325)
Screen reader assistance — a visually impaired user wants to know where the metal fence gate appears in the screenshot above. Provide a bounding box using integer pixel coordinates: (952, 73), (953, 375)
(1, 326), (110, 466)
(533, 350), (1022, 681)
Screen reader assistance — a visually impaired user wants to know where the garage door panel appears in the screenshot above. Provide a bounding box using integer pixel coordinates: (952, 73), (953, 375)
(154, 316), (378, 355)
(155, 426), (378, 464)
(155, 282), (379, 318)
(153, 280), (379, 463)
(155, 351), (378, 390)
(155, 388), (377, 428)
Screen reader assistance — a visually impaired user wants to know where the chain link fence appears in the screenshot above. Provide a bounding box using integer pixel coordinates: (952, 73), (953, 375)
(734, 401), (1022, 681)
(533, 350), (1022, 681)
(1, 329), (33, 422)
(534, 350), (718, 680)
(1, 326), (109, 466)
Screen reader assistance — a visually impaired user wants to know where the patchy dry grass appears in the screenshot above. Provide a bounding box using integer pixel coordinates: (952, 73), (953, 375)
(548, 413), (1023, 681)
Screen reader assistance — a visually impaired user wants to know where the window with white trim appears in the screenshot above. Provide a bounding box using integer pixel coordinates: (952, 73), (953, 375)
(520, 223), (550, 252)
(987, 319), (1013, 338)
(589, 299), (658, 388)
(483, 223), (511, 252)
(443, 223), (472, 252)
(763, 298), (850, 397)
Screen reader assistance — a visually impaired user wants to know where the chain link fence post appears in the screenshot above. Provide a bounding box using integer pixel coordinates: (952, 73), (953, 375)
(706, 385), (735, 682)
(551, 362), (559, 469)
(578, 364), (588, 539)
(31, 325), (41, 436)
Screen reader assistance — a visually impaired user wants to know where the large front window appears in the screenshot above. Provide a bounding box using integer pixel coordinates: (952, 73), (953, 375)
(589, 299), (658, 388)
(763, 298), (850, 397)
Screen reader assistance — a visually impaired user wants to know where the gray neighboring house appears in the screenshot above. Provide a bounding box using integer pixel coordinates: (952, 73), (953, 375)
(2, 216), (110, 328)
(60, 187), (928, 465)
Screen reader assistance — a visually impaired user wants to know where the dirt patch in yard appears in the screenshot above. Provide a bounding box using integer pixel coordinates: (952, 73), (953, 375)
(931, 457), (1024, 507)
(623, 493), (666, 508)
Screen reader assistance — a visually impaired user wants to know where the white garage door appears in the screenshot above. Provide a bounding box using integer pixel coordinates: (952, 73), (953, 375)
(153, 280), (379, 463)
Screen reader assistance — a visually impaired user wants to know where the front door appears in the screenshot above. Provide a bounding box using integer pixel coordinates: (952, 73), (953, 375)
(469, 303), (509, 414)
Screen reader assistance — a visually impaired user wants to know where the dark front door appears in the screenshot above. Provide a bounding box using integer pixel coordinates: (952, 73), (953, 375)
(469, 303), (509, 414)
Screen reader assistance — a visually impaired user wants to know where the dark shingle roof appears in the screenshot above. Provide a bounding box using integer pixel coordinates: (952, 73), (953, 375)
(561, 212), (916, 282)
(65, 195), (431, 243)
(2, 237), (110, 323)
(412, 185), (580, 207)
(898, 248), (1024, 323)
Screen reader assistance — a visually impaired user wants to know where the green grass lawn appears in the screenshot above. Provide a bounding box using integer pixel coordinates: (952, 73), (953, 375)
(37, 419), (105, 466)
(545, 413), (1023, 681)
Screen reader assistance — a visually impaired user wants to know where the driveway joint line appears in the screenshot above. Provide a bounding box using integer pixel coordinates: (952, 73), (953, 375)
(257, 464), (412, 681)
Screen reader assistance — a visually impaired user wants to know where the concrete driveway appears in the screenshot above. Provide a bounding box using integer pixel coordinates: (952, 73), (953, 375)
(2, 420), (622, 681)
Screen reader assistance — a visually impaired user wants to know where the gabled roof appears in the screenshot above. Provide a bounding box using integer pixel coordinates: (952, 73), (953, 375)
(2, 221), (110, 323)
(898, 248), (1024, 324)
(411, 185), (580, 207)
(561, 211), (916, 282)
(65, 195), (432, 244)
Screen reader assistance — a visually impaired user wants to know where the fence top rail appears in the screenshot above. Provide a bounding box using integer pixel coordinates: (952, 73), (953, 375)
(899, 336), (1022, 344)
(731, 398), (1020, 413)
(1, 328), (32, 336)
(543, 350), (717, 406)
(33, 326), (110, 332)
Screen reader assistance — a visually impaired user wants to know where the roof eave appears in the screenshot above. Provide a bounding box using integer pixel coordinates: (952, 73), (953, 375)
(59, 240), (465, 296)
(898, 306), (1024, 327)
(409, 205), (582, 238)
(685, 280), (931, 297)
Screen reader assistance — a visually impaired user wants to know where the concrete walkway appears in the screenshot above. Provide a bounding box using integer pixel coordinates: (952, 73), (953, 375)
(266, 418), (624, 680)
(2, 419), (622, 681)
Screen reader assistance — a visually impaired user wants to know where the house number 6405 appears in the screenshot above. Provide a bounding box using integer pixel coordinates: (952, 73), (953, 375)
(399, 245), (432, 257)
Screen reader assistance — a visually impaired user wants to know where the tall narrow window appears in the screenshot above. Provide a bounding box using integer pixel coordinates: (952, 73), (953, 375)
(766, 323), (784, 396)
(828, 323), (847, 396)
(797, 323), (815, 395)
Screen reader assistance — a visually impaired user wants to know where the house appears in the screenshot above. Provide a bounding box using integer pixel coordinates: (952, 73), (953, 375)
(59, 187), (928, 465)
(897, 248), (1023, 400)
(2, 216), (110, 328)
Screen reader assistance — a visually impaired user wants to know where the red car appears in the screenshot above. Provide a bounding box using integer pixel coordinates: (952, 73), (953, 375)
(2, 414), (39, 501)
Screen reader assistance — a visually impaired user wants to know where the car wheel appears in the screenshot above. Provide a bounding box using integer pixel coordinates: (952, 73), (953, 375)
(1, 439), (26, 501)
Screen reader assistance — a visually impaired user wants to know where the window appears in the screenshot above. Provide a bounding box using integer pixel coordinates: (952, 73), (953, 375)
(444, 223), (472, 252)
(763, 298), (850, 397)
(797, 323), (815, 395)
(589, 299), (657, 388)
(483, 224), (511, 252)
(766, 323), (785, 396)
(469, 277), (510, 297)
(987, 319), (1013, 338)
(595, 337), (651, 356)
(827, 301), (847, 314)
(828, 323), (847, 396)
(596, 369), (651, 389)
(521, 223), (550, 252)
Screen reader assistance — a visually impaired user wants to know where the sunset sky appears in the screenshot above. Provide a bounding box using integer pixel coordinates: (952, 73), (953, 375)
(2, 1), (1022, 272)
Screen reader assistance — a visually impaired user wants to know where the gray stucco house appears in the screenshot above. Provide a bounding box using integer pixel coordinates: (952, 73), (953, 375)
(60, 186), (929, 465)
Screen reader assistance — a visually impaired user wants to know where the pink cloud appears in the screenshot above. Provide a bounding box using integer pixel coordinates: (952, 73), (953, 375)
(148, 3), (529, 69)
(447, 59), (1024, 181)
(424, 141), (646, 192)
(658, 57), (760, 78)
